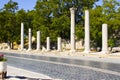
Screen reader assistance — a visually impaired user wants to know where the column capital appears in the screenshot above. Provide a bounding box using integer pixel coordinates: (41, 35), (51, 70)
(85, 10), (89, 12)
(29, 28), (31, 33)
(102, 24), (107, 27)
(70, 7), (77, 13)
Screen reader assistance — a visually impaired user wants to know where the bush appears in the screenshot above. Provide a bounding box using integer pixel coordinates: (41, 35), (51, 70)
(0, 54), (7, 61)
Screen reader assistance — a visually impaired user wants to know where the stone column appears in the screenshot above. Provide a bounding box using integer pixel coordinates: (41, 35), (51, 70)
(46, 37), (50, 51)
(70, 7), (77, 52)
(57, 37), (62, 51)
(101, 24), (109, 53)
(84, 10), (90, 53)
(28, 28), (32, 51)
(36, 31), (41, 51)
(21, 23), (24, 50)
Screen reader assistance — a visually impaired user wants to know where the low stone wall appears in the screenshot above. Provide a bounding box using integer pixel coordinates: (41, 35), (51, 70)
(0, 43), (10, 50)
(62, 40), (84, 50)
(112, 47), (120, 52)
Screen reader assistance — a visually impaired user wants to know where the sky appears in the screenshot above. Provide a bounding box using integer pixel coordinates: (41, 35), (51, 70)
(1, 0), (119, 11)
(0, 0), (37, 10)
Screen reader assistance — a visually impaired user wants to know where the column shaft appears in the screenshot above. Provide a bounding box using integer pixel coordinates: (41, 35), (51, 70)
(70, 7), (76, 52)
(36, 31), (41, 51)
(47, 37), (50, 51)
(21, 23), (24, 50)
(102, 24), (109, 53)
(28, 28), (32, 50)
(57, 37), (62, 51)
(84, 10), (90, 53)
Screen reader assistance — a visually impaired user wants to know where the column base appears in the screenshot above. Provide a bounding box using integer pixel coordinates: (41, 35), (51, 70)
(83, 50), (91, 53)
(21, 48), (27, 51)
(57, 49), (62, 52)
(70, 50), (76, 53)
(27, 49), (32, 51)
(101, 51), (110, 54)
(46, 49), (50, 52)
(20, 48), (24, 51)
(57, 50), (62, 52)
(36, 49), (41, 51)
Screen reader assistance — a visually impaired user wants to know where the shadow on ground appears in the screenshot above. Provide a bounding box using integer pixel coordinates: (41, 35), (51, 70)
(5, 76), (52, 80)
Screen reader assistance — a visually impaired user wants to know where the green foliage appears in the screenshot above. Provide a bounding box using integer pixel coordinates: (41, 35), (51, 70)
(33, 0), (97, 45)
(90, 6), (103, 47)
(0, 0), (18, 48)
(89, 0), (120, 48)
(0, 58), (7, 62)
(108, 39), (115, 47)
(102, 0), (120, 47)
(0, 54), (7, 62)
(0, 0), (120, 49)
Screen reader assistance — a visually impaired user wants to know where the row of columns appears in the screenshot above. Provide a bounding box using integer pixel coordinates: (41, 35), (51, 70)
(20, 24), (62, 51)
(20, 7), (109, 53)
(69, 7), (109, 53)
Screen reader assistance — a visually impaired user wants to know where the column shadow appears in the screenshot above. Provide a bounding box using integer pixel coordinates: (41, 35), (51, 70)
(5, 76), (52, 80)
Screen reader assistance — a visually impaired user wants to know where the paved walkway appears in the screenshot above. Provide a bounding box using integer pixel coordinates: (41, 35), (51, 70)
(1, 49), (120, 80)
(6, 66), (53, 80)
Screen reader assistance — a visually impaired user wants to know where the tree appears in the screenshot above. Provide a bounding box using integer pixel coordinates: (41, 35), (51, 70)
(0, 0), (18, 48)
(15, 9), (27, 44)
(33, 0), (98, 47)
(90, 6), (103, 48)
(102, 0), (120, 47)
(89, 0), (120, 50)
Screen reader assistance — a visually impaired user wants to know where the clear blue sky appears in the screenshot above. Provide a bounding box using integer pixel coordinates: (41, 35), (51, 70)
(1, 0), (117, 11)
(0, 0), (37, 10)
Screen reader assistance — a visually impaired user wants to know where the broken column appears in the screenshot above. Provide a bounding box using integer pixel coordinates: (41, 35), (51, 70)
(101, 24), (109, 53)
(46, 37), (50, 51)
(28, 28), (32, 51)
(36, 31), (41, 51)
(84, 10), (90, 53)
(57, 37), (62, 51)
(70, 7), (77, 52)
(21, 23), (24, 50)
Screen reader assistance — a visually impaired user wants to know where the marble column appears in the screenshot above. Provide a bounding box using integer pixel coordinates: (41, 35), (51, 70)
(46, 37), (50, 51)
(101, 24), (109, 53)
(84, 10), (90, 53)
(70, 7), (77, 52)
(21, 23), (24, 50)
(28, 28), (32, 51)
(36, 31), (41, 51)
(57, 37), (62, 51)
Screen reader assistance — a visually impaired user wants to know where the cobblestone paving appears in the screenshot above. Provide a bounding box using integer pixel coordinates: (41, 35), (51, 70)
(6, 56), (120, 80)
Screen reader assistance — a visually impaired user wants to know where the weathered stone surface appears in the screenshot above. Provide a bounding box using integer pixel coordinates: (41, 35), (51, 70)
(84, 10), (90, 53)
(21, 23), (24, 50)
(70, 7), (77, 52)
(36, 31), (41, 51)
(28, 28), (32, 51)
(101, 24), (109, 54)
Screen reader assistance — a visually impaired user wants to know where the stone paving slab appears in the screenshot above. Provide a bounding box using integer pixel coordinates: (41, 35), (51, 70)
(6, 57), (120, 80)
(6, 66), (53, 80)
